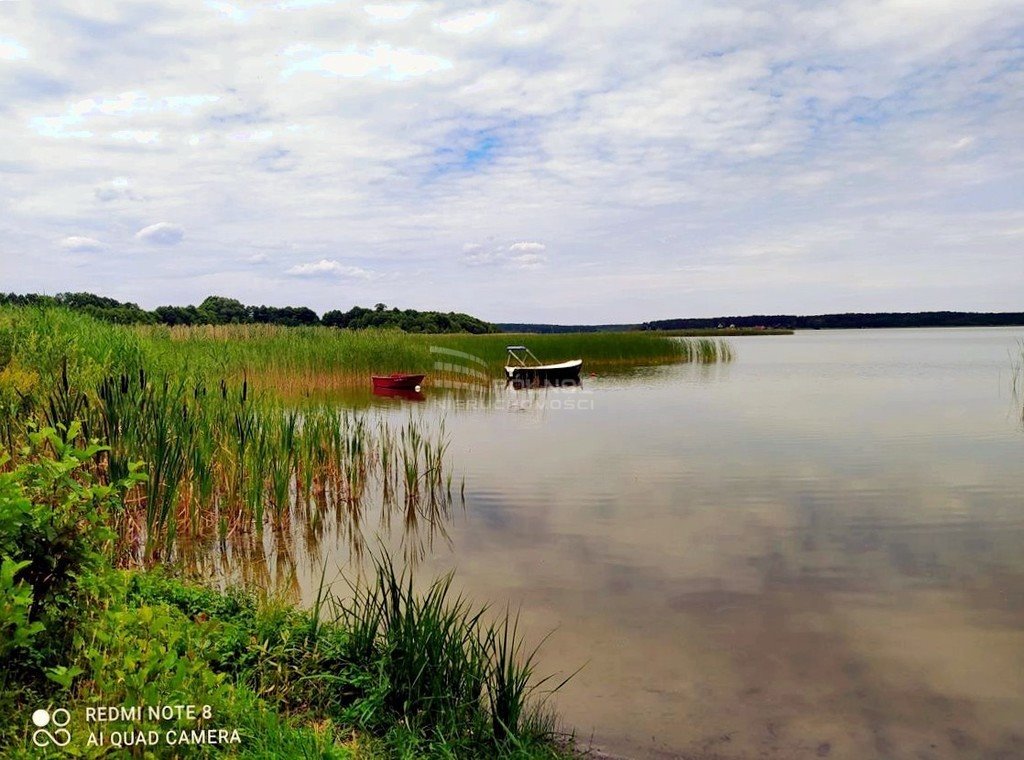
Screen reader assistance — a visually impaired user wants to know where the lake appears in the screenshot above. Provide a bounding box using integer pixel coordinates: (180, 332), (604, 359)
(250, 328), (1024, 760)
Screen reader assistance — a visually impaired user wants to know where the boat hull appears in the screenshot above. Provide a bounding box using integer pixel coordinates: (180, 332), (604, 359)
(505, 359), (583, 387)
(371, 374), (426, 391)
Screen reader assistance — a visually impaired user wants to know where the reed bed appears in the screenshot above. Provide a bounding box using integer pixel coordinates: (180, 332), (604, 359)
(1013, 340), (1024, 424)
(2, 305), (732, 404)
(0, 308), (458, 565)
(133, 322), (732, 392)
(336, 553), (564, 752)
(0, 307), (731, 560)
(0, 307), (577, 757)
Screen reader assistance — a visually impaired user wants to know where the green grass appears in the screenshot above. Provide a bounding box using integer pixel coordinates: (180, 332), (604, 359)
(0, 428), (575, 758)
(3, 565), (571, 758)
(0, 308), (462, 563)
(0, 307), (732, 561)
(126, 323), (732, 393)
(1, 306), (732, 401)
(427, 331), (732, 371)
(0, 306), (732, 756)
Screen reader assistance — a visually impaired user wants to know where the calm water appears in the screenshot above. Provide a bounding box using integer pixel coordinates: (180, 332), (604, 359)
(279, 328), (1024, 759)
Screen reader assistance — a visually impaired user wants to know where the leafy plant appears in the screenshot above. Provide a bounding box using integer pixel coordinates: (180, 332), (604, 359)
(0, 557), (43, 657)
(0, 423), (144, 671)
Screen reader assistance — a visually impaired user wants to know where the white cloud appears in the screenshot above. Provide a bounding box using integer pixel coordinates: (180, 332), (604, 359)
(135, 223), (185, 246)
(285, 259), (374, 278)
(435, 10), (498, 34)
(206, 1), (249, 22)
(364, 3), (419, 21)
(1, 1), (1021, 319)
(509, 241), (546, 254)
(0, 37), (28, 60)
(111, 130), (160, 144)
(276, 0), (337, 8)
(95, 177), (137, 202)
(509, 253), (546, 269)
(60, 236), (105, 253)
(462, 248), (502, 266)
(462, 242), (548, 269)
(282, 45), (451, 80)
(29, 92), (220, 141)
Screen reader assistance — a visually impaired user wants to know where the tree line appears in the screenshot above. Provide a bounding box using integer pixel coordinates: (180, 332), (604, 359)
(640, 311), (1024, 330)
(0, 292), (498, 333)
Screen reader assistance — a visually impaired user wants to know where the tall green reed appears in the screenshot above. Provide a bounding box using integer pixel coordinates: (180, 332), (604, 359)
(338, 554), (571, 751)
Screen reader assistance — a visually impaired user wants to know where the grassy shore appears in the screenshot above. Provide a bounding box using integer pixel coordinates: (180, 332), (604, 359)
(0, 309), (731, 562)
(0, 307), (730, 397)
(0, 307), (590, 757)
(0, 428), (573, 758)
(137, 323), (733, 391)
(0, 307), (735, 757)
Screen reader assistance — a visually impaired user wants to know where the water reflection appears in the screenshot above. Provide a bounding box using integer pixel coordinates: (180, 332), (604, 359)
(180, 411), (463, 590)
(189, 329), (1024, 759)
(372, 387), (426, 402)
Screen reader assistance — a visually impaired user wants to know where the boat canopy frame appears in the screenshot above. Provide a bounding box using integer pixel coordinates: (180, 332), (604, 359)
(506, 345), (543, 368)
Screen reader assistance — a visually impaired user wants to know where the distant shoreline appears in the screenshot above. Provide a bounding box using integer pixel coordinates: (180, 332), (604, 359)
(499, 311), (1024, 333)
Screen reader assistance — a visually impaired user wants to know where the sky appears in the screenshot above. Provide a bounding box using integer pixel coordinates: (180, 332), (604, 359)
(0, 0), (1022, 323)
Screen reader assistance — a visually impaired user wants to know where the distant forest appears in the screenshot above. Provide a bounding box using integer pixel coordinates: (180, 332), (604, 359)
(502, 312), (1024, 332)
(640, 312), (1024, 330)
(4, 293), (1019, 334)
(497, 322), (635, 333)
(0, 292), (498, 334)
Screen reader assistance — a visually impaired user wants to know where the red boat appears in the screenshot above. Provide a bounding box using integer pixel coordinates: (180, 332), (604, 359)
(371, 373), (426, 391)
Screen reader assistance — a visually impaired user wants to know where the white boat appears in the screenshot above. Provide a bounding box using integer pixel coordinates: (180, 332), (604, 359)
(504, 346), (583, 385)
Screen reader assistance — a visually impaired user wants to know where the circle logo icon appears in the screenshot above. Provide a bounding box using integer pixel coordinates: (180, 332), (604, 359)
(31, 708), (71, 747)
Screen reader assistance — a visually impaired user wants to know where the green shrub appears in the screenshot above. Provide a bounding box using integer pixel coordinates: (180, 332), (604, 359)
(0, 424), (143, 672)
(0, 557), (43, 658)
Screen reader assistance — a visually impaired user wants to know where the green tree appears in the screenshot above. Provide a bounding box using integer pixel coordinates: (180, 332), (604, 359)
(197, 296), (248, 325)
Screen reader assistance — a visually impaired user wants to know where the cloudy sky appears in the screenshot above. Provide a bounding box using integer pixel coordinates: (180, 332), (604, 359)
(1, 0), (1021, 322)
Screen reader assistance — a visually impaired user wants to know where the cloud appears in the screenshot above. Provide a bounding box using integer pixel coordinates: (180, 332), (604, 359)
(111, 130), (160, 143)
(60, 236), (105, 253)
(1, 0), (1021, 319)
(285, 259), (375, 279)
(94, 177), (138, 202)
(462, 242), (548, 269)
(435, 10), (498, 34)
(28, 91), (220, 140)
(509, 253), (547, 269)
(364, 3), (419, 21)
(509, 241), (546, 254)
(0, 37), (28, 60)
(206, 1), (249, 23)
(462, 247), (503, 266)
(282, 45), (451, 80)
(135, 222), (185, 245)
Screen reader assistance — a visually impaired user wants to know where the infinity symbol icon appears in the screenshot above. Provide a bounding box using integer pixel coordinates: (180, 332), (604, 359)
(31, 708), (72, 747)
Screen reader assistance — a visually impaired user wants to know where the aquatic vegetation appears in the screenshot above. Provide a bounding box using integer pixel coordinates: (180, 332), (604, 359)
(1, 306), (732, 403)
(0, 306), (730, 562)
(1013, 340), (1024, 424)
(0, 311), (458, 565)
(0, 441), (572, 757)
(338, 554), (567, 753)
(148, 326), (733, 394)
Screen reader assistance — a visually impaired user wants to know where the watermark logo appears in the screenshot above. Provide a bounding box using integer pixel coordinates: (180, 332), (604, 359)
(427, 344), (595, 411)
(32, 708), (71, 748)
(429, 345), (490, 388)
